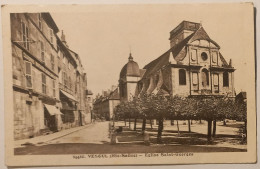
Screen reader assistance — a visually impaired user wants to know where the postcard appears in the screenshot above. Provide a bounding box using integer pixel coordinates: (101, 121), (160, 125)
(1, 3), (256, 166)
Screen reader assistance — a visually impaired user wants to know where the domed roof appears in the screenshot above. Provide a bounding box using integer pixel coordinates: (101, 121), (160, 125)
(120, 53), (140, 78)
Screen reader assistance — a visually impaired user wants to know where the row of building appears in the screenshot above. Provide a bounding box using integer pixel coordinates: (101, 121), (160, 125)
(11, 13), (93, 140)
(94, 20), (239, 120)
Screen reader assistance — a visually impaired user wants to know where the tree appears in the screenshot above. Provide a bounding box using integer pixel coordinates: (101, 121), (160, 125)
(194, 96), (236, 142)
(147, 94), (170, 144)
(167, 95), (195, 134)
(195, 96), (221, 142)
(136, 93), (153, 132)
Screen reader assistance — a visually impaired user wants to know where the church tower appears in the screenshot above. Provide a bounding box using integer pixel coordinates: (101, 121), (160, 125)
(119, 53), (141, 102)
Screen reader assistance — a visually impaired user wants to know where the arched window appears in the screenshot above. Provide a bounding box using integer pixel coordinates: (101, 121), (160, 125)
(179, 69), (186, 85)
(223, 72), (229, 87)
(201, 69), (209, 87)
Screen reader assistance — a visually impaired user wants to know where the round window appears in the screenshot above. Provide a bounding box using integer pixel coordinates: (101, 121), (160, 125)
(201, 52), (208, 61)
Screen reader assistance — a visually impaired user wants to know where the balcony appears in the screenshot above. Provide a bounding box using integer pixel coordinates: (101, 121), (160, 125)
(59, 83), (74, 95)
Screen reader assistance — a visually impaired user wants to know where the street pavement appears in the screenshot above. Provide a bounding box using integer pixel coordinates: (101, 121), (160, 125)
(46, 121), (110, 144)
(14, 120), (246, 155)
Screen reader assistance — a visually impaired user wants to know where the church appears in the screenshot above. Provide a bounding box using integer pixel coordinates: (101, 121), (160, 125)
(119, 21), (235, 101)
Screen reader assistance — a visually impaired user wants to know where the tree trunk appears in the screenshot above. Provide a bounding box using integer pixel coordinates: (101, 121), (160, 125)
(142, 118), (146, 131)
(129, 118), (131, 129)
(177, 120), (180, 134)
(150, 119), (153, 129)
(113, 116), (115, 127)
(157, 118), (164, 144)
(207, 120), (212, 142)
(191, 120), (193, 125)
(212, 120), (216, 137)
(134, 118), (137, 131)
(188, 119), (191, 133)
(199, 119), (202, 124)
(223, 119), (226, 125)
(171, 120), (174, 126)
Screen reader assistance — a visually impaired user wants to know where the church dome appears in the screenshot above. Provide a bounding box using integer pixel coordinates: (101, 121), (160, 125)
(120, 53), (140, 78)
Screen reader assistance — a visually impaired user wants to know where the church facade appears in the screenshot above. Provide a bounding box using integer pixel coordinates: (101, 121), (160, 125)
(119, 21), (235, 101)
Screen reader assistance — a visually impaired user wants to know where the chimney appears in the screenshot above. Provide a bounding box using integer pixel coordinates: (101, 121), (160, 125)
(61, 30), (69, 48)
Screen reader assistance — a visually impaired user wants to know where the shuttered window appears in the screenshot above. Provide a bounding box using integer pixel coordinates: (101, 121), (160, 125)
(53, 79), (56, 97)
(42, 73), (46, 94)
(50, 28), (54, 44)
(50, 54), (55, 71)
(40, 41), (45, 63)
(21, 21), (29, 50)
(25, 61), (32, 88)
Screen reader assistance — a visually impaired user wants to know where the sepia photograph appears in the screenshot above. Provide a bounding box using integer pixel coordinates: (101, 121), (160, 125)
(1, 3), (256, 166)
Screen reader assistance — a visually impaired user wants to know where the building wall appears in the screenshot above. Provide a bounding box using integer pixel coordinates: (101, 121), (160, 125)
(109, 100), (120, 119)
(171, 67), (190, 96)
(11, 13), (91, 140)
(11, 13), (61, 140)
(170, 39), (234, 97)
(13, 91), (45, 140)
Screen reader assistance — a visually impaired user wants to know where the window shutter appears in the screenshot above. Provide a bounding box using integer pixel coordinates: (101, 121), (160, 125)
(25, 25), (29, 50)
(25, 62), (31, 75)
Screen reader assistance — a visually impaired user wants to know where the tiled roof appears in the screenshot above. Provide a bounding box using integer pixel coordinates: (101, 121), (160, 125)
(142, 33), (193, 78)
(139, 69), (146, 78)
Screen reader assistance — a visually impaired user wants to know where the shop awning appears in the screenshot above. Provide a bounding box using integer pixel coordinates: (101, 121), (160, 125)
(44, 104), (63, 116)
(60, 90), (78, 102)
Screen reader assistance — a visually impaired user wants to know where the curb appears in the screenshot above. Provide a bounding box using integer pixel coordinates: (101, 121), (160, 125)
(16, 123), (95, 147)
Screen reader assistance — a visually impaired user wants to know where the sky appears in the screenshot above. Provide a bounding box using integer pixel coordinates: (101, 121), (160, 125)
(50, 4), (254, 96)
